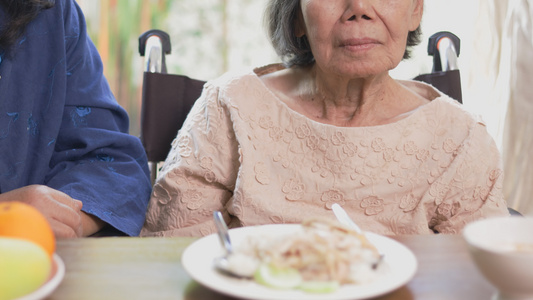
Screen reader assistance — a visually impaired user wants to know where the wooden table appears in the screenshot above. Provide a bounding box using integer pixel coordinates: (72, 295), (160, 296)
(48, 235), (496, 300)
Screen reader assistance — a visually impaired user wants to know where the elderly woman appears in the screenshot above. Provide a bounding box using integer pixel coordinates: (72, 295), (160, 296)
(142, 0), (509, 237)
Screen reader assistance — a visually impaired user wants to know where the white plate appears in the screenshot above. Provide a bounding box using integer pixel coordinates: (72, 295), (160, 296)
(16, 254), (65, 300)
(182, 224), (417, 300)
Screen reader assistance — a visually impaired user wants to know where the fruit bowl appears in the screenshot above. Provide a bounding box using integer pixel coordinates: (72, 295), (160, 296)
(463, 216), (533, 300)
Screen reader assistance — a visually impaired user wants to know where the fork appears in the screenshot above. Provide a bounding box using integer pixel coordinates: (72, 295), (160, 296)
(331, 203), (363, 234)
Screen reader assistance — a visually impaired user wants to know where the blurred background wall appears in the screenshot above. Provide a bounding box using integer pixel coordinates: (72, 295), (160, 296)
(76, 0), (488, 137)
(76, 0), (483, 137)
(77, 0), (278, 136)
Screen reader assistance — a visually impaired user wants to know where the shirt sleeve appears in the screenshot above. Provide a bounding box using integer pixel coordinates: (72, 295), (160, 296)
(45, 0), (152, 236)
(141, 83), (240, 237)
(427, 120), (510, 234)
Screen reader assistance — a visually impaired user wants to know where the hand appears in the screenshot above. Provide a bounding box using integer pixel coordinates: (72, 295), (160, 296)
(0, 185), (84, 238)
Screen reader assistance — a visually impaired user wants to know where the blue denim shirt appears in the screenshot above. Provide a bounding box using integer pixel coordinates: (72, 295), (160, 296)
(0, 0), (151, 236)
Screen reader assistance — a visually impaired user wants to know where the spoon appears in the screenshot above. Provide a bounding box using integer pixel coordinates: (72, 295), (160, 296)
(212, 211), (254, 278)
(331, 203), (384, 269)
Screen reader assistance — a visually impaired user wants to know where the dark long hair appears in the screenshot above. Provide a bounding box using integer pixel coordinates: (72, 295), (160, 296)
(0, 0), (55, 51)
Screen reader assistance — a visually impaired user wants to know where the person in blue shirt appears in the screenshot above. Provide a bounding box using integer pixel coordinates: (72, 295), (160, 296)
(0, 0), (151, 238)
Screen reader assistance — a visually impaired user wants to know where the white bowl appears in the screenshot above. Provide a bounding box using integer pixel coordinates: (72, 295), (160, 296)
(463, 216), (533, 300)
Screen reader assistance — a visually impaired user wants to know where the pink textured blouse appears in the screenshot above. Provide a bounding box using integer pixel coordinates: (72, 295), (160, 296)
(141, 66), (509, 237)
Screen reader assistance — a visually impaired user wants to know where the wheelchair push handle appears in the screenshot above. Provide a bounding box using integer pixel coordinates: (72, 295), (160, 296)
(139, 30), (171, 74)
(427, 31), (461, 73)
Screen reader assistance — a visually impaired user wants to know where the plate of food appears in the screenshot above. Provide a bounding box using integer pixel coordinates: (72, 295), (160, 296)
(182, 219), (417, 300)
(17, 254), (65, 300)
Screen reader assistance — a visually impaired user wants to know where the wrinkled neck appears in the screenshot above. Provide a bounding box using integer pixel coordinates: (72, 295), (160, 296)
(297, 66), (401, 126)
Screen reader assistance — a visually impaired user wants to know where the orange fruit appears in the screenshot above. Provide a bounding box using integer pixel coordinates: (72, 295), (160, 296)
(0, 202), (55, 257)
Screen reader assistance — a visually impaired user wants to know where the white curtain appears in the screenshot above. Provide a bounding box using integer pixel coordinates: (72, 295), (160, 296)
(471, 0), (533, 216)
(496, 0), (533, 216)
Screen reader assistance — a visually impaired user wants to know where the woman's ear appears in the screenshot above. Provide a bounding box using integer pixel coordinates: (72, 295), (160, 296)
(409, 0), (424, 31)
(294, 6), (306, 38)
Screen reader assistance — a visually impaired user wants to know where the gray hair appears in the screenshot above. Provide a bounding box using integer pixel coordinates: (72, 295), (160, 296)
(265, 0), (422, 68)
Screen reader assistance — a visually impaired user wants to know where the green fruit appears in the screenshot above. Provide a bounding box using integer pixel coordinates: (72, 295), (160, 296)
(0, 238), (51, 300)
(254, 263), (302, 289)
(298, 280), (340, 293)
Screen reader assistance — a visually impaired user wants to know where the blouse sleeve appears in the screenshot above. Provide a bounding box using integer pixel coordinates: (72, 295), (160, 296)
(428, 120), (510, 234)
(141, 83), (240, 237)
(45, 0), (152, 236)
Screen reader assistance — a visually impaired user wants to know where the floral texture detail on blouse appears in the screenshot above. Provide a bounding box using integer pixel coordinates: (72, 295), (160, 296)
(141, 68), (509, 237)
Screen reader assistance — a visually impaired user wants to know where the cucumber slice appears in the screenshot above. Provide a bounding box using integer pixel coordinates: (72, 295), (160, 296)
(298, 280), (340, 293)
(254, 263), (302, 289)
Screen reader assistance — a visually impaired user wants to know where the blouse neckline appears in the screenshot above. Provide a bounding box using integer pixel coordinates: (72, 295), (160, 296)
(249, 64), (448, 131)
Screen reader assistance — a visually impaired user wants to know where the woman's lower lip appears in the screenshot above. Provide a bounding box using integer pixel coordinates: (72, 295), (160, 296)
(342, 43), (376, 51)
